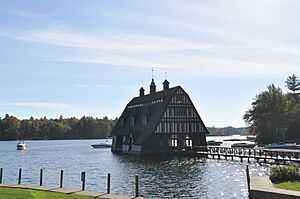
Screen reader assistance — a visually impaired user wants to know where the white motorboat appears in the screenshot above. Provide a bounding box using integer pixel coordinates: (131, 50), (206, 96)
(17, 142), (27, 150)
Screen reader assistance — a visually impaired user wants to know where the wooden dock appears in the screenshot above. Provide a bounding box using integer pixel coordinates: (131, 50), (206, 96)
(176, 146), (300, 164)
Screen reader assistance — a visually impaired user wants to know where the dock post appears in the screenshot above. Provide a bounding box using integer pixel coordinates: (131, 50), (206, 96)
(81, 172), (86, 191)
(60, 170), (64, 188)
(135, 175), (139, 197)
(240, 157), (243, 163)
(107, 173), (111, 194)
(246, 165), (250, 192)
(0, 168), (3, 184)
(231, 156), (233, 160)
(40, 169), (43, 186)
(18, 168), (22, 185)
(248, 158), (250, 163)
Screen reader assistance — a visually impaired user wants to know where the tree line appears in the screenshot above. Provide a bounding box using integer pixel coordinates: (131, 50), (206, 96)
(0, 115), (116, 141)
(244, 74), (300, 144)
(208, 126), (249, 136)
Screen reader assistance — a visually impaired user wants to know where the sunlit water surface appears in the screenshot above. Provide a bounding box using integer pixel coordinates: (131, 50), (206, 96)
(0, 138), (269, 198)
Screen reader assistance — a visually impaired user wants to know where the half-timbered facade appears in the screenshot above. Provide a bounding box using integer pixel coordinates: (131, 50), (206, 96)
(111, 79), (208, 154)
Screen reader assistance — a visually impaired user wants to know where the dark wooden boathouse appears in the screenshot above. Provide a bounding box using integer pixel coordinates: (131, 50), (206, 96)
(111, 79), (208, 154)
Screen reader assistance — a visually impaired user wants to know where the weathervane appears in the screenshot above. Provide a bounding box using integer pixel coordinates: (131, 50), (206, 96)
(152, 67), (154, 79)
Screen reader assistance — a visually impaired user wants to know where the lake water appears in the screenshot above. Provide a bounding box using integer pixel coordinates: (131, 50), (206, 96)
(0, 137), (269, 198)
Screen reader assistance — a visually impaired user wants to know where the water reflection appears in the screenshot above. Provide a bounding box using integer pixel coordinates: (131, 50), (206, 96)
(110, 155), (208, 198)
(0, 140), (269, 198)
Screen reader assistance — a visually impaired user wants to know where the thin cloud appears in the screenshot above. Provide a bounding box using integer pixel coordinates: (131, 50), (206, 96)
(0, 102), (74, 109)
(5, 27), (214, 51)
(4, 25), (299, 78)
(1, 1), (299, 79)
(58, 48), (299, 78)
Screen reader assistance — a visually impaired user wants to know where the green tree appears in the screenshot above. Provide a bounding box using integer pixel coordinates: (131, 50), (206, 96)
(285, 74), (300, 95)
(285, 95), (300, 140)
(0, 114), (115, 141)
(244, 84), (288, 144)
(0, 114), (21, 140)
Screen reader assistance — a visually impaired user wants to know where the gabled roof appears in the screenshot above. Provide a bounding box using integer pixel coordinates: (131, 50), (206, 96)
(111, 86), (180, 145)
(111, 84), (209, 145)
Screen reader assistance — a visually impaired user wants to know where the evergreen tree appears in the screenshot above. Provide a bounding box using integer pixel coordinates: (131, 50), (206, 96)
(285, 74), (300, 95)
(244, 84), (288, 143)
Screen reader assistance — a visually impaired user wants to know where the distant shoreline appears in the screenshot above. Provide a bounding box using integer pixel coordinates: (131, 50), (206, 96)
(0, 137), (111, 141)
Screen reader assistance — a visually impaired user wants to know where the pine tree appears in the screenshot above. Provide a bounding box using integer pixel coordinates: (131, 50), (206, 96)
(285, 74), (300, 94)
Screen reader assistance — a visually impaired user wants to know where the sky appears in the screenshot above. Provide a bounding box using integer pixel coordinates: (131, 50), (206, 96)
(0, 0), (299, 127)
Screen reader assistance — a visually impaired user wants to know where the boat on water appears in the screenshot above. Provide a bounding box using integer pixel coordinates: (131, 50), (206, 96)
(91, 143), (112, 148)
(264, 143), (297, 149)
(207, 140), (223, 146)
(231, 143), (256, 148)
(17, 142), (27, 150)
(91, 140), (112, 148)
(246, 136), (256, 141)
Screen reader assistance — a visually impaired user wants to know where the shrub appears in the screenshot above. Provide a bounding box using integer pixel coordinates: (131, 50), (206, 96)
(270, 165), (300, 183)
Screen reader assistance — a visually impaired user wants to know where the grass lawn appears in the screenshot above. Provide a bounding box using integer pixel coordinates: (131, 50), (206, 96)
(0, 187), (96, 199)
(273, 181), (300, 191)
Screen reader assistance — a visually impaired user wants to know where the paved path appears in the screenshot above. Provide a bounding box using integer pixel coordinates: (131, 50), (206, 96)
(250, 176), (300, 198)
(0, 184), (146, 199)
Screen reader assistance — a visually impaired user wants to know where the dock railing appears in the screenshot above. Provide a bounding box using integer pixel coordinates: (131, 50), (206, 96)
(176, 146), (300, 164)
(0, 168), (141, 198)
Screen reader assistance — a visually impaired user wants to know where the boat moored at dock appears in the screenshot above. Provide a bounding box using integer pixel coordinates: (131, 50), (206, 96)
(264, 143), (297, 149)
(207, 140), (223, 146)
(231, 142), (256, 148)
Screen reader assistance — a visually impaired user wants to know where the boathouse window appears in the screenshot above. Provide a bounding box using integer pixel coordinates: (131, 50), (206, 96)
(142, 115), (147, 125)
(176, 95), (183, 103)
(130, 116), (135, 126)
(185, 135), (192, 147)
(170, 134), (177, 147)
(120, 118), (124, 126)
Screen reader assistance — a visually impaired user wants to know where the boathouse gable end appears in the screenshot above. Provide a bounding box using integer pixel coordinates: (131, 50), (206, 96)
(155, 89), (207, 134)
(111, 82), (208, 154)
